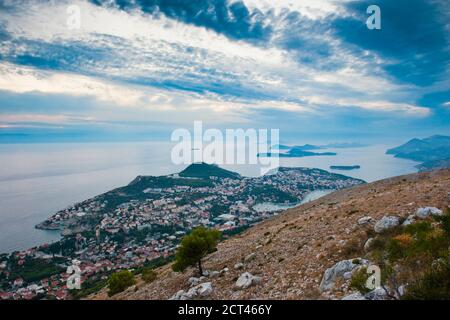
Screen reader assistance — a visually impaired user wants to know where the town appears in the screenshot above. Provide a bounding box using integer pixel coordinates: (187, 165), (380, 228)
(0, 164), (364, 300)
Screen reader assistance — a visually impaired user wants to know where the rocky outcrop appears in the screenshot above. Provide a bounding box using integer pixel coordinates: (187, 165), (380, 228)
(341, 292), (367, 300)
(374, 216), (400, 233)
(364, 287), (388, 300)
(320, 258), (368, 292)
(341, 287), (388, 300)
(170, 282), (213, 300)
(235, 272), (261, 289)
(415, 207), (443, 219)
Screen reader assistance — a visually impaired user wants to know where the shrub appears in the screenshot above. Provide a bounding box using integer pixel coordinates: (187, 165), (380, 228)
(108, 270), (136, 296)
(350, 267), (371, 294)
(141, 268), (157, 283)
(361, 209), (450, 299)
(172, 227), (221, 275)
(342, 238), (363, 256)
(403, 261), (450, 300)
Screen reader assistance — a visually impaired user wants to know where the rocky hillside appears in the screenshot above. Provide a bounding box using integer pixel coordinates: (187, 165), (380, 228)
(91, 169), (450, 300)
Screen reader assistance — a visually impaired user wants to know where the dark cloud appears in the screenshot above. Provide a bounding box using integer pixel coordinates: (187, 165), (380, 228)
(91, 0), (272, 42)
(331, 0), (449, 86)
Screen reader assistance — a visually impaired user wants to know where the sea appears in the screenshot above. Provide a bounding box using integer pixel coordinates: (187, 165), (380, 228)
(0, 142), (419, 254)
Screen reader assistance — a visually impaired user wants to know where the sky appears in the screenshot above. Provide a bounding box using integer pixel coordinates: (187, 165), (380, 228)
(0, 0), (449, 144)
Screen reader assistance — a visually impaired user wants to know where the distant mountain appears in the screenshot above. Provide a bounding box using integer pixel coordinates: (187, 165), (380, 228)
(386, 135), (450, 162)
(179, 163), (241, 179)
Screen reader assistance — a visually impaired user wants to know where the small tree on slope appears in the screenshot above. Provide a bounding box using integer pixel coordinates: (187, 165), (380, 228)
(172, 227), (221, 276)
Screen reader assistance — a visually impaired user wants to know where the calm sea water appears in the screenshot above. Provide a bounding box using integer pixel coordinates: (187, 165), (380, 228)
(0, 142), (419, 254)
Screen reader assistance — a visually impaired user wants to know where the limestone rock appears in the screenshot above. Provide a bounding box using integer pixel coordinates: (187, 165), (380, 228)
(374, 216), (400, 233)
(169, 282), (213, 300)
(415, 207), (443, 219)
(364, 287), (388, 300)
(319, 258), (368, 292)
(235, 272), (261, 289)
(342, 292), (367, 300)
(188, 277), (199, 287)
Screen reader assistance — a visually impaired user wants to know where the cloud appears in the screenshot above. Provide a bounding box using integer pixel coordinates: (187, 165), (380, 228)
(90, 0), (272, 42)
(0, 0), (447, 141)
(332, 0), (450, 86)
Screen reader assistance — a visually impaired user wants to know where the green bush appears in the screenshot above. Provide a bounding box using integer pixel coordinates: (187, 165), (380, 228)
(403, 261), (450, 300)
(141, 268), (157, 283)
(108, 270), (136, 296)
(360, 209), (450, 299)
(350, 267), (371, 294)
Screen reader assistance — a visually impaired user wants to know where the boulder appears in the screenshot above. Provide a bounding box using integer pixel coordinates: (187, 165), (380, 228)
(209, 271), (220, 278)
(364, 287), (388, 300)
(188, 277), (200, 287)
(415, 207), (443, 219)
(319, 258), (368, 292)
(169, 282), (213, 300)
(341, 292), (367, 300)
(195, 282), (213, 297)
(374, 216), (400, 233)
(169, 290), (186, 300)
(357, 216), (373, 225)
(235, 272), (261, 289)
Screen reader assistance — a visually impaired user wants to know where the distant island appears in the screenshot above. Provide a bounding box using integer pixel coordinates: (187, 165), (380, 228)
(330, 165), (361, 171)
(386, 135), (450, 172)
(260, 142), (366, 158)
(258, 146), (337, 158)
(273, 142), (366, 151)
